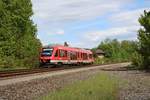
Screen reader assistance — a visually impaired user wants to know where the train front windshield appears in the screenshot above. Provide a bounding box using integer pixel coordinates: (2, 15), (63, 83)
(41, 48), (53, 56)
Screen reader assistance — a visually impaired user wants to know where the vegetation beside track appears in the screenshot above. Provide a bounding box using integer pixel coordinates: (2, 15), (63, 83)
(41, 73), (119, 100)
(92, 39), (137, 65)
(94, 57), (129, 65)
(0, 0), (41, 69)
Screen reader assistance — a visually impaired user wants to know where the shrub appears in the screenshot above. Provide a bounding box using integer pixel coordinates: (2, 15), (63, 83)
(131, 52), (143, 69)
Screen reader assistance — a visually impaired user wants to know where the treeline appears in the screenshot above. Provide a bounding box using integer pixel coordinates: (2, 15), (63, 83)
(93, 39), (138, 63)
(0, 0), (41, 69)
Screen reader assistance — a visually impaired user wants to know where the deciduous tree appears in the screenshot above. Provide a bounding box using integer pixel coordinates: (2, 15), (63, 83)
(0, 0), (41, 68)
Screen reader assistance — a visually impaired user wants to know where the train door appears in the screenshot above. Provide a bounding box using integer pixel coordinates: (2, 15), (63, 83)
(54, 49), (59, 60)
(59, 49), (68, 64)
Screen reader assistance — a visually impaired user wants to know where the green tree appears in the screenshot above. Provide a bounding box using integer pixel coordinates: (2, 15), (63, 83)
(97, 39), (137, 62)
(137, 10), (150, 69)
(0, 0), (41, 68)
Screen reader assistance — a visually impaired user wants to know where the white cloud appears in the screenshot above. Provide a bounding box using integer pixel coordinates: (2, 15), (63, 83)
(32, 0), (133, 23)
(56, 29), (65, 35)
(109, 8), (149, 27)
(87, 26), (138, 41)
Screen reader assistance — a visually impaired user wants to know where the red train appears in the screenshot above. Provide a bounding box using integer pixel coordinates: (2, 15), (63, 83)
(40, 45), (94, 65)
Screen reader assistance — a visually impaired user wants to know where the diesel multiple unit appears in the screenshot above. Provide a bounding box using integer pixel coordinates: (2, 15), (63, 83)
(40, 45), (94, 65)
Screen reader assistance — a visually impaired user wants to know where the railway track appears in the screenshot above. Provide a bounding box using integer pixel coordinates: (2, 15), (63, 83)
(0, 66), (68, 78)
(0, 64), (94, 78)
(0, 63), (129, 78)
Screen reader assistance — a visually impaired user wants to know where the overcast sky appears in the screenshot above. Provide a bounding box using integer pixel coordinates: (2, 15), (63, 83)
(31, 0), (150, 48)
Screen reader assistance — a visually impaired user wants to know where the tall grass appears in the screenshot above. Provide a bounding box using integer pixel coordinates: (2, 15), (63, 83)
(41, 73), (119, 100)
(94, 57), (128, 65)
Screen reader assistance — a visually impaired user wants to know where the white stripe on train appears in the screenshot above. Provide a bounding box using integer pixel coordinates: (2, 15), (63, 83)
(50, 60), (93, 64)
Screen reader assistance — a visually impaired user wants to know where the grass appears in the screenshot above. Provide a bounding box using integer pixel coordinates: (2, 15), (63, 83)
(0, 67), (29, 71)
(94, 57), (129, 65)
(41, 73), (119, 100)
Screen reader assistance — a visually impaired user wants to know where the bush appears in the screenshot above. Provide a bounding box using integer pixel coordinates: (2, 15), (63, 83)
(94, 58), (105, 65)
(131, 52), (143, 69)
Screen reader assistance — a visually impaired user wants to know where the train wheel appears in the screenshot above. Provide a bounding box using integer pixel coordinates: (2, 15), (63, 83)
(39, 62), (45, 67)
(77, 62), (80, 66)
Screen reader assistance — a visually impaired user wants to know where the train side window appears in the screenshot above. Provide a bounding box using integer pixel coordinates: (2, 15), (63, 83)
(70, 51), (76, 60)
(74, 52), (77, 60)
(74, 52), (76, 59)
(89, 54), (93, 59)
(78, 52), (80, 58)
(55, 50), (58, 57)
(89, 54), (91, 59)
(83, 53), (85, 60)
(59, 50), (67, 57)
(81, 53), (83, 58)
(65, 50), (67, 57)
(86, 54), (88, 59)
(83, 53), (88, 60)
(68, 51), (70, 57)
(70, 51), (73, 60)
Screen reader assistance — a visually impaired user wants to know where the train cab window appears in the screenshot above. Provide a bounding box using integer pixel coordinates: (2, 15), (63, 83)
(41, 48), (53, 57)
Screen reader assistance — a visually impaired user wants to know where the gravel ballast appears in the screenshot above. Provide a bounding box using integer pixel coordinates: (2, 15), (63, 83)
(120, 71), (150, 100)
(105, 70), (150, 100)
